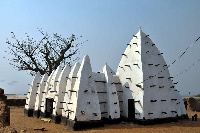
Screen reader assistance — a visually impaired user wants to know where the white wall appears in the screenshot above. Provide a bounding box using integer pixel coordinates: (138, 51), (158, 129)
(99, 64), (120, 119)
(52, 64), (71, 116)
(34, 74), (48, 111)
(116, 30), (144, 119)
(69, 55), (101, 121)
(25, 72), (41, 110)
(40, 71), (55, 113)
(62, 62), (81, 117)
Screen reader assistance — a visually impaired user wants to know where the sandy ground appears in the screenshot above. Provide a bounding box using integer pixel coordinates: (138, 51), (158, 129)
(10, 107), (200, 133)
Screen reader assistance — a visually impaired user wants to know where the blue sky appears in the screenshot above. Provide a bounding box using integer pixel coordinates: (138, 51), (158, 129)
(0, 0), (200, 96)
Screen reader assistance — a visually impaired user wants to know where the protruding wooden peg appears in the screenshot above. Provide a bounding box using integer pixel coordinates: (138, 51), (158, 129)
(125, 65), (130, 67)
(149, 76), (154, 78)
(95, 81), (106, 83)
(158, 53), (163, 55)
(122, 53), (127, 56)
(145, 42), (148, 44)
(133, 64), (138, 65)
(135, 51), (140, 53)
(148, 64), (153, 66)
(133, 35), (137, 38)
(119, 66), (123, 68)
(126, 78), (131, 80)
(152, 44), (155, 46)
(162, 112), (167, 114)
(159, 86), (164, 88)
(150, 85), (156, 87)
(150, 100), (157, 102)
(145, 35), (149, 37)
(146, 51), (149, 53)
(81, 111), (85, 115)
(93, 113), (97, 116)
(136, 84), (142, 88)
(171, 99), (177, 101)
(155, 64), (160, 66)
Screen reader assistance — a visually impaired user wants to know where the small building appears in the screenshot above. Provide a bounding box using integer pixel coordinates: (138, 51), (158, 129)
(24, 29), (187, 130)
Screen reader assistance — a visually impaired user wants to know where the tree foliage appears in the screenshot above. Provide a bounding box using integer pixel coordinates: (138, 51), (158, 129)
(6, 29), (86, 76)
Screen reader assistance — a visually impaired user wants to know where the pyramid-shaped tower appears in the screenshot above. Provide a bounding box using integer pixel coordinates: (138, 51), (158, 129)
(61, 62), (81, 124)
(98, 64), (120, 120)
(116, 28), (186, 121)
(24, 72), (41, 117)
(51, 64), (71, 123)
(33, 73), (48, 118)
(40, 70), (55, 118)
(68, 55), (101, 121)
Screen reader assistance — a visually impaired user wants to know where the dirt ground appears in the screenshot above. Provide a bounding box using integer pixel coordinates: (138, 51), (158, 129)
(9, 107), (200, 133)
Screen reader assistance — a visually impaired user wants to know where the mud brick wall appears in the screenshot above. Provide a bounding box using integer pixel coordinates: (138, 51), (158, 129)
(0, 88), (10, 127)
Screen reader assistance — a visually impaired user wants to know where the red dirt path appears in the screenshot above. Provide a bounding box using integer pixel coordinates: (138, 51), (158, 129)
(10, 107), (200, 133)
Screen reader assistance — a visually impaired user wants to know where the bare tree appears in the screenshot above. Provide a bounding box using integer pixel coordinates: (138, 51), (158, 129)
(5, 29), (87, 76)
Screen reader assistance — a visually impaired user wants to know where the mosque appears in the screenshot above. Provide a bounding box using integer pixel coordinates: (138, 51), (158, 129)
(24, 28), (187, 130)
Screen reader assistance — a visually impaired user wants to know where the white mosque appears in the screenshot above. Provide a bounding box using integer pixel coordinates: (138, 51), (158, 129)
(24, 28), (187, 130)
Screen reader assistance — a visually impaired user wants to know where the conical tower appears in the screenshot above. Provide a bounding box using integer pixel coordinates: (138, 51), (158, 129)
(61, 62), (81, 124)
(24, 72), (41, 117)
(33, 73), (48, 118)
(99, 64), (120, 120)
(51, 64), (71, 123)
(116, 28), (186, 121)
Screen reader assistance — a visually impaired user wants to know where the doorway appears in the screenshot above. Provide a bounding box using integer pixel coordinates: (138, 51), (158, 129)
(128, 99), (135, 121)
(46, 98), (54, 117)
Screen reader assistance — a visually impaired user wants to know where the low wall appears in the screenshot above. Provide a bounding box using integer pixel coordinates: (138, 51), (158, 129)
(6, 99), (26, 106)
(5, 95), (26, 106)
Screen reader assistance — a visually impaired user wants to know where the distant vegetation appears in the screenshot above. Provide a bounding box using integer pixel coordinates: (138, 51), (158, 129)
(195, 94), (200, 97)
